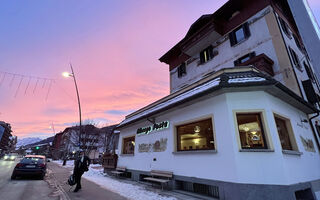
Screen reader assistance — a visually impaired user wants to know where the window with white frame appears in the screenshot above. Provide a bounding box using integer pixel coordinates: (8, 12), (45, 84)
(176, 118), (215, 151)
(199, 46), (216, 64)
(236, 113), (268, 149)
(177, 63), (186, 78)
(289, 47), (302, 70)
(274, 114), (298, 151)
(229, 22), (251, 47)
(278, 17), (291, 38)
(122, 136), (135, 154)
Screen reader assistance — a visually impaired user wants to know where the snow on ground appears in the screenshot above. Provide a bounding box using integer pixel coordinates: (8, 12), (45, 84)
(52, 160), (74, 168)
(52, 160), (176, 200)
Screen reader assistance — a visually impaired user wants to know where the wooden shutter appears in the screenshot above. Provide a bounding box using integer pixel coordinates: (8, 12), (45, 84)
(302, 79), (318, 104)
(243, 22), (251, 39)
(200, 51), (205, 64)
(208, 46), (214, 59)
(229, 32), (236, 47)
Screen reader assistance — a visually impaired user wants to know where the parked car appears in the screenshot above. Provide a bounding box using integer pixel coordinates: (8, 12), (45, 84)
(3, 153), (17, 161)
(11, 155), (47, 179)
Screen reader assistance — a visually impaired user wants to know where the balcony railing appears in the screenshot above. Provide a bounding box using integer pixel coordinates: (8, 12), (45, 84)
(239, 53), (275, 76)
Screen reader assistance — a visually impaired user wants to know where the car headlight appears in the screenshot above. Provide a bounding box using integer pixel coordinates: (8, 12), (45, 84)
(4, 156), (8, 159)
(10, 156), (15, 159)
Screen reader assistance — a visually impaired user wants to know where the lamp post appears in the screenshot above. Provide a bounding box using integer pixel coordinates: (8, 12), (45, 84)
(62, 64), (82, 153)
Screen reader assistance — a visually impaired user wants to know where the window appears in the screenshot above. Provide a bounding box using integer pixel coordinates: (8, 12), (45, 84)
(289, 47), (301, 70)
(304, 61), (315, 82)
(274, 115), (297, 151)
(229, 22), (251, 46)
(236, 113), (268, 149)
(234, 52), (256, 66)
(122, 136), (135, 154)
(177, 63), (186, 78)
(176, 119), (215, 151)
(279, 17), (291, 38)
(293, 34), (303, 50)
(200, 46), (215, 64)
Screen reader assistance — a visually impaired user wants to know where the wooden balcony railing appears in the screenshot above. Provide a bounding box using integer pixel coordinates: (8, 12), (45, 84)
(239, 53), (275, 76)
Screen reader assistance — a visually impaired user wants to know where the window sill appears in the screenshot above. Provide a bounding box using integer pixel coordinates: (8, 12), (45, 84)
(120, 154), (134, 157)
(172, 150), (217, 154)
(282, 150), (303, 156)
(239, 149), (274, 152)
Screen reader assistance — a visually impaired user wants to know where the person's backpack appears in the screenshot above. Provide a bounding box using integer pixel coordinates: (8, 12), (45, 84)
(67, 174), (76, 186)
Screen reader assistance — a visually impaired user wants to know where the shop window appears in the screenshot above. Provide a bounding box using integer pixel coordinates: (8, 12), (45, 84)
(176, 119), (215, 151)
(177, 63), (186, 78)
(234, 52), (256, 66)
(122, 136), (135, 154)
(274, 115), (297, 151)
(278, 17), (291, 38)
(289, 47), (301, 70)
(229, 22), (251, 47)
(200, 46), (215, 64)
(236, 113), (268, 149)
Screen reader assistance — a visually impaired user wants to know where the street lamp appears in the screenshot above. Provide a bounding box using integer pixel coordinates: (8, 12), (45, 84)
(62, 63), (82, 152)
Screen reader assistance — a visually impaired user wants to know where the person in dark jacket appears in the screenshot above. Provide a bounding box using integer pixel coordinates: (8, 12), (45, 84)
(73, 150), (90, 192)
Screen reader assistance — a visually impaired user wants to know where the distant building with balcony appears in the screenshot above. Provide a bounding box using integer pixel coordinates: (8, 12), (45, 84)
(52, 124), (120, 160)
(117, 0), (320, 199)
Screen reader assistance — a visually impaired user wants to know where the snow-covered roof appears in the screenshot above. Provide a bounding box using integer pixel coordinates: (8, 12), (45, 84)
(118, 67), (317, 128)
(119, 77), (221, 127)
(118, 68), (272, 128)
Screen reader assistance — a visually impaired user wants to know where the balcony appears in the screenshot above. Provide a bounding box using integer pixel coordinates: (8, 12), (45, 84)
(239, 53), (275, 76)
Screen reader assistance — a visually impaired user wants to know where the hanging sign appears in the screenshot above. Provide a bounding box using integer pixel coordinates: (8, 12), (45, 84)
(137, 121), (169, 135)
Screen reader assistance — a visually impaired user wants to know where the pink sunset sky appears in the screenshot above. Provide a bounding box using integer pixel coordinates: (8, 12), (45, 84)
(0, 0), (319, 139)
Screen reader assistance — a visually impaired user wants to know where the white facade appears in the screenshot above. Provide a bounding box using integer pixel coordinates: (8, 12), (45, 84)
(116, 1), (320, 199)
(118, 90), (320, 185)
(170, 6), (319, 101)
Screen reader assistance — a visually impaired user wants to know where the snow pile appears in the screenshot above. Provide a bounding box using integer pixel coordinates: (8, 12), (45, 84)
(52, 160), (74, 169)
(228, 77), (266, 83)
(83, 165), (176, 200)
(16, 137), (42, 148)
(52, 160), (176, 200)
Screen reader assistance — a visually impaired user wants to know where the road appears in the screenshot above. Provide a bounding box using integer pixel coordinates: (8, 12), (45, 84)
(0, 159), (58, 200)
(0, 159), (198, 200)
(0, 159), (126, 200)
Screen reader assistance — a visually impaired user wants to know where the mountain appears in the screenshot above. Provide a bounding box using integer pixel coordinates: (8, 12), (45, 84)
(16, 137), (42, 148)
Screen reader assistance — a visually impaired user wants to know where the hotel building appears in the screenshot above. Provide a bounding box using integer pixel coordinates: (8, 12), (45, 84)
(116, 0), (320, 199)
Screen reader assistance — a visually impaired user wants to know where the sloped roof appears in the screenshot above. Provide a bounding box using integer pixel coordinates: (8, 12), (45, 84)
(118, 67), (317, 128)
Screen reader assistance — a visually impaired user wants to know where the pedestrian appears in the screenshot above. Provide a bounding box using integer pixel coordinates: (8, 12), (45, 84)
(73, 150), (90, 192)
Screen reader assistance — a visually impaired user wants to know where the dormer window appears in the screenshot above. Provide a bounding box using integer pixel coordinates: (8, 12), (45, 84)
(177, 63), (186, 78)
(229, 22), (251, 47)
(199, 46), (214, 64)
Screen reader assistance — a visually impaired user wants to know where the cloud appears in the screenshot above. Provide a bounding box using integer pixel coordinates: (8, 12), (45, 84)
(105, 109), (134, 115)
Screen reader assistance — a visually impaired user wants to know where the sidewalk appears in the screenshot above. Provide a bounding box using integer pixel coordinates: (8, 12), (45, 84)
(48, 161), (212, 200)
(47, 162), (127, 200)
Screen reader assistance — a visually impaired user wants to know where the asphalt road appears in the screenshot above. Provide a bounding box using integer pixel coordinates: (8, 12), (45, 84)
(0, 159), (58, 200)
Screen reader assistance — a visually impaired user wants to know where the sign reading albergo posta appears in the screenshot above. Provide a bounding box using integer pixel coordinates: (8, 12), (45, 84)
(137, 121), (169, 135)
